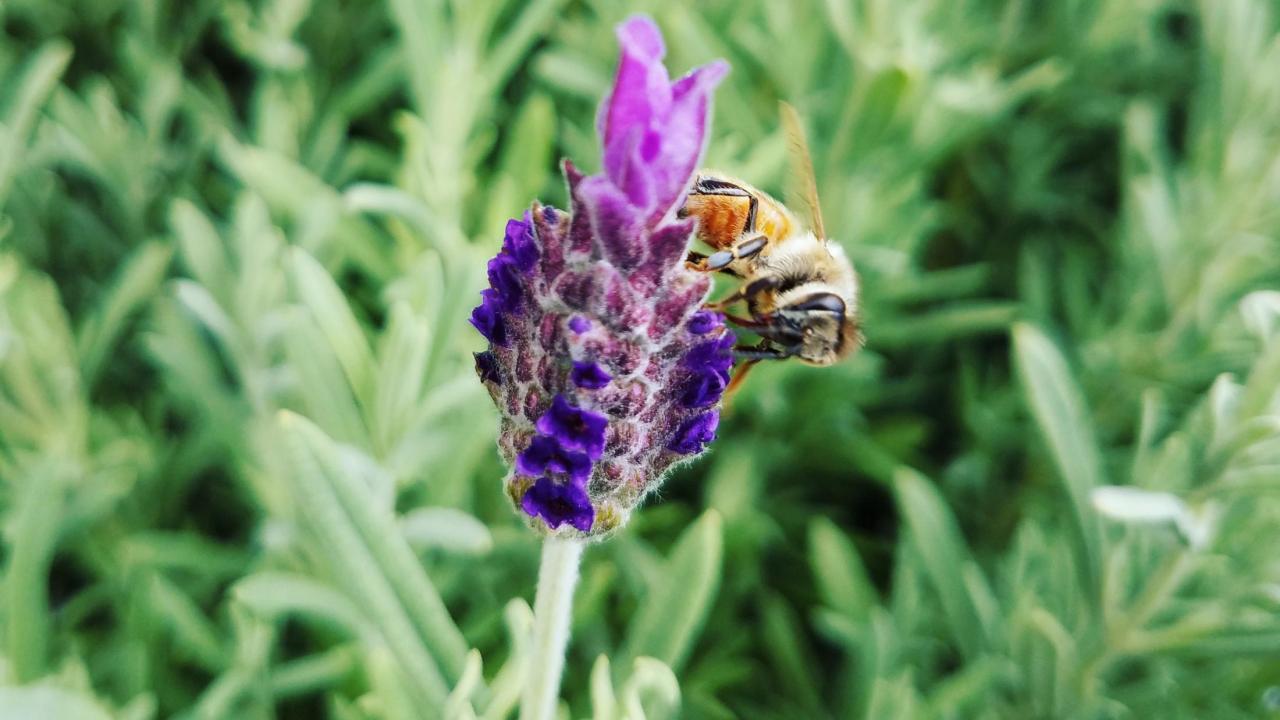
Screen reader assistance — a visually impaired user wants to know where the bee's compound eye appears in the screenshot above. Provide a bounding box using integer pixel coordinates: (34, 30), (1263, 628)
(793, 293), (846, 314)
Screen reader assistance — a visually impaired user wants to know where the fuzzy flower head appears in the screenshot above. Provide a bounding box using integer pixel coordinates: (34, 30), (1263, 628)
(471, 15), (730, 539)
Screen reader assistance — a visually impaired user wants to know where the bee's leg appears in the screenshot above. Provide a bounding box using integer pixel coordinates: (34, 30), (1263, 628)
(732, 344), (791, 361)
(685, 251), (710, 271)
(720, 312), (766, 328)
(725, 360), (759, 400)
(723, 339), (791, 404)
(704, 292), (745, 312)
(688, 252), (745, 282)
(735, 234), (768, 259)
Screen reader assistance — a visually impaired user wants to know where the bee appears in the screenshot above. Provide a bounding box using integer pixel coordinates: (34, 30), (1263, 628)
(680, 103), (861, 391)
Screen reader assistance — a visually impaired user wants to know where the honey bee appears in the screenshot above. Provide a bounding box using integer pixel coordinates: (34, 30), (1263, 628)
(680, 103), (861, 391)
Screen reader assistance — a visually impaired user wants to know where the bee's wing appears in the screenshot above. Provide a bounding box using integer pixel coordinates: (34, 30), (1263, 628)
(779, 101), (826, 243)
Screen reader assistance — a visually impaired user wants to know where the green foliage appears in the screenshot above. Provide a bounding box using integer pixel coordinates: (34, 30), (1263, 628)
(3, 0), (1280, 717)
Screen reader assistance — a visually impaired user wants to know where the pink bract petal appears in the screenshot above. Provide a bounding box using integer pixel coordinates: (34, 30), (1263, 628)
(599, 15), (728, 223)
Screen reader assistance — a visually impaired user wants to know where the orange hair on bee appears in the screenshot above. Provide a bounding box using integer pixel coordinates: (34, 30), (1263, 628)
(681, 193), (752, 250)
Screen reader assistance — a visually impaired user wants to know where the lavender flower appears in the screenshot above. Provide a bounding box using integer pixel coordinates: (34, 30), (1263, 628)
(472, 15), (731, 539)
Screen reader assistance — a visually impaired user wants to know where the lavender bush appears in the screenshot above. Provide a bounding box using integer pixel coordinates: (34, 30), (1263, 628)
(6, 0), (1280, 717)
(471, 17), (730, 539)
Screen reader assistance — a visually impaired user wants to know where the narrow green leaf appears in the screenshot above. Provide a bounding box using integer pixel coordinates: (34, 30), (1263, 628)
(400, 507), (493, 555)
(619, 510), (723, 673)
(482, 0), (570, 96)
(808, 516), (877, 624)
(147, 573), (229, 672)
(621, 657), (681, 720)
(169, 199), (231, 296)
(893, 467), (995, 660)
(0, 686), (112, 720)
(233, 572), (371, 639)
(77, 241), (173, 386)
(372, 301), (431, 452)
(286, 247), (376, 411)
(268, 646), (360, 700)
(278, 411), (448, 708)
(0, 40), (73, 205)
(1012, 322), (1104, 599)
(281, 411), (470, 686)
(590, 655), (618, 720)
(282, 309), (370, 447)
(760, 592), (825, 714)
(480, 599), (534, 720)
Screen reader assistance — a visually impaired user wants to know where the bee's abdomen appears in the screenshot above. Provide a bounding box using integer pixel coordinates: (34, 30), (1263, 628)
(682, 193), (751, 250)
(682, 192), (794, 250)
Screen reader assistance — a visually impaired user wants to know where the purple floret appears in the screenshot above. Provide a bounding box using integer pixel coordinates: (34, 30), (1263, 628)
(683, 333), (735, 382)
(517, 435), (593, 484)
(568, 316), (591, 334)
(535, 394), (609, 460)
(469, 290), (508, 346)
(521, 477), (595, 532)
(668, 411), (720, 454)
(502, 215), (539, 273)
(486, 255), (524, 313)
(678, 369), (726, 408)
(474, 351), (500, 384)
(687, 310), (722, 335)
(571, 361), (613, 389)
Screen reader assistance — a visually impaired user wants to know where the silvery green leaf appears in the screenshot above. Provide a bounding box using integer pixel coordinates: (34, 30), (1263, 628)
(400, 507), (493, 555)
(232, 572), (371, 640)
(0, 686), (113, 720)
(1176, 502), (1221, 551)
(1091, 486), (1188, 525)
(1207, 374), (1242, 449)
(1091, 486), (1217, 549)
(0, 41), (72, 206)
(590, 655), (617, 720)
(480, 599), (533, 720)
(1241, 290), (1280, 343)
(808, 516), (877, 624)
(443, 650), (484, 720)
(620, 657), (680, 720)
(619, 511), (723, 673)
(893, 467), (996, 660)
(1013, 322), (1105, 597)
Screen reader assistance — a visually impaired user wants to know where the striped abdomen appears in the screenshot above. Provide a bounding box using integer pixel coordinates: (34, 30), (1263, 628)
(680, 175), (796, 251)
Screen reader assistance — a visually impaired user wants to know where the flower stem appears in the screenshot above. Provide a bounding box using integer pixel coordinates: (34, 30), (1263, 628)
(520, 536), (585, 720)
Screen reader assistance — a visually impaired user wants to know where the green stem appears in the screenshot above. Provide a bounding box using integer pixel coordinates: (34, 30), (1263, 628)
(519, 537), (585, 720)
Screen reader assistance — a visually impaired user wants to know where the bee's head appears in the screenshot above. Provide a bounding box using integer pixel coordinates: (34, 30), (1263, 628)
(762, 293), (860, 365)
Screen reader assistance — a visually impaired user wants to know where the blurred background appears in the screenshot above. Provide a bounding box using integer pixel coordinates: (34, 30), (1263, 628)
(3, 0), (1280, 717)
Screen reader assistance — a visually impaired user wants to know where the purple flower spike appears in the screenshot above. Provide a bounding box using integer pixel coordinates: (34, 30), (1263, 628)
(600, 17), (728, 223)
(471, 16), (731, 539)
(536, 395), (608, 459)
(517, 435), (592, 484)
(521, 477), (595, 532)
(571, 361), (612, 389)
